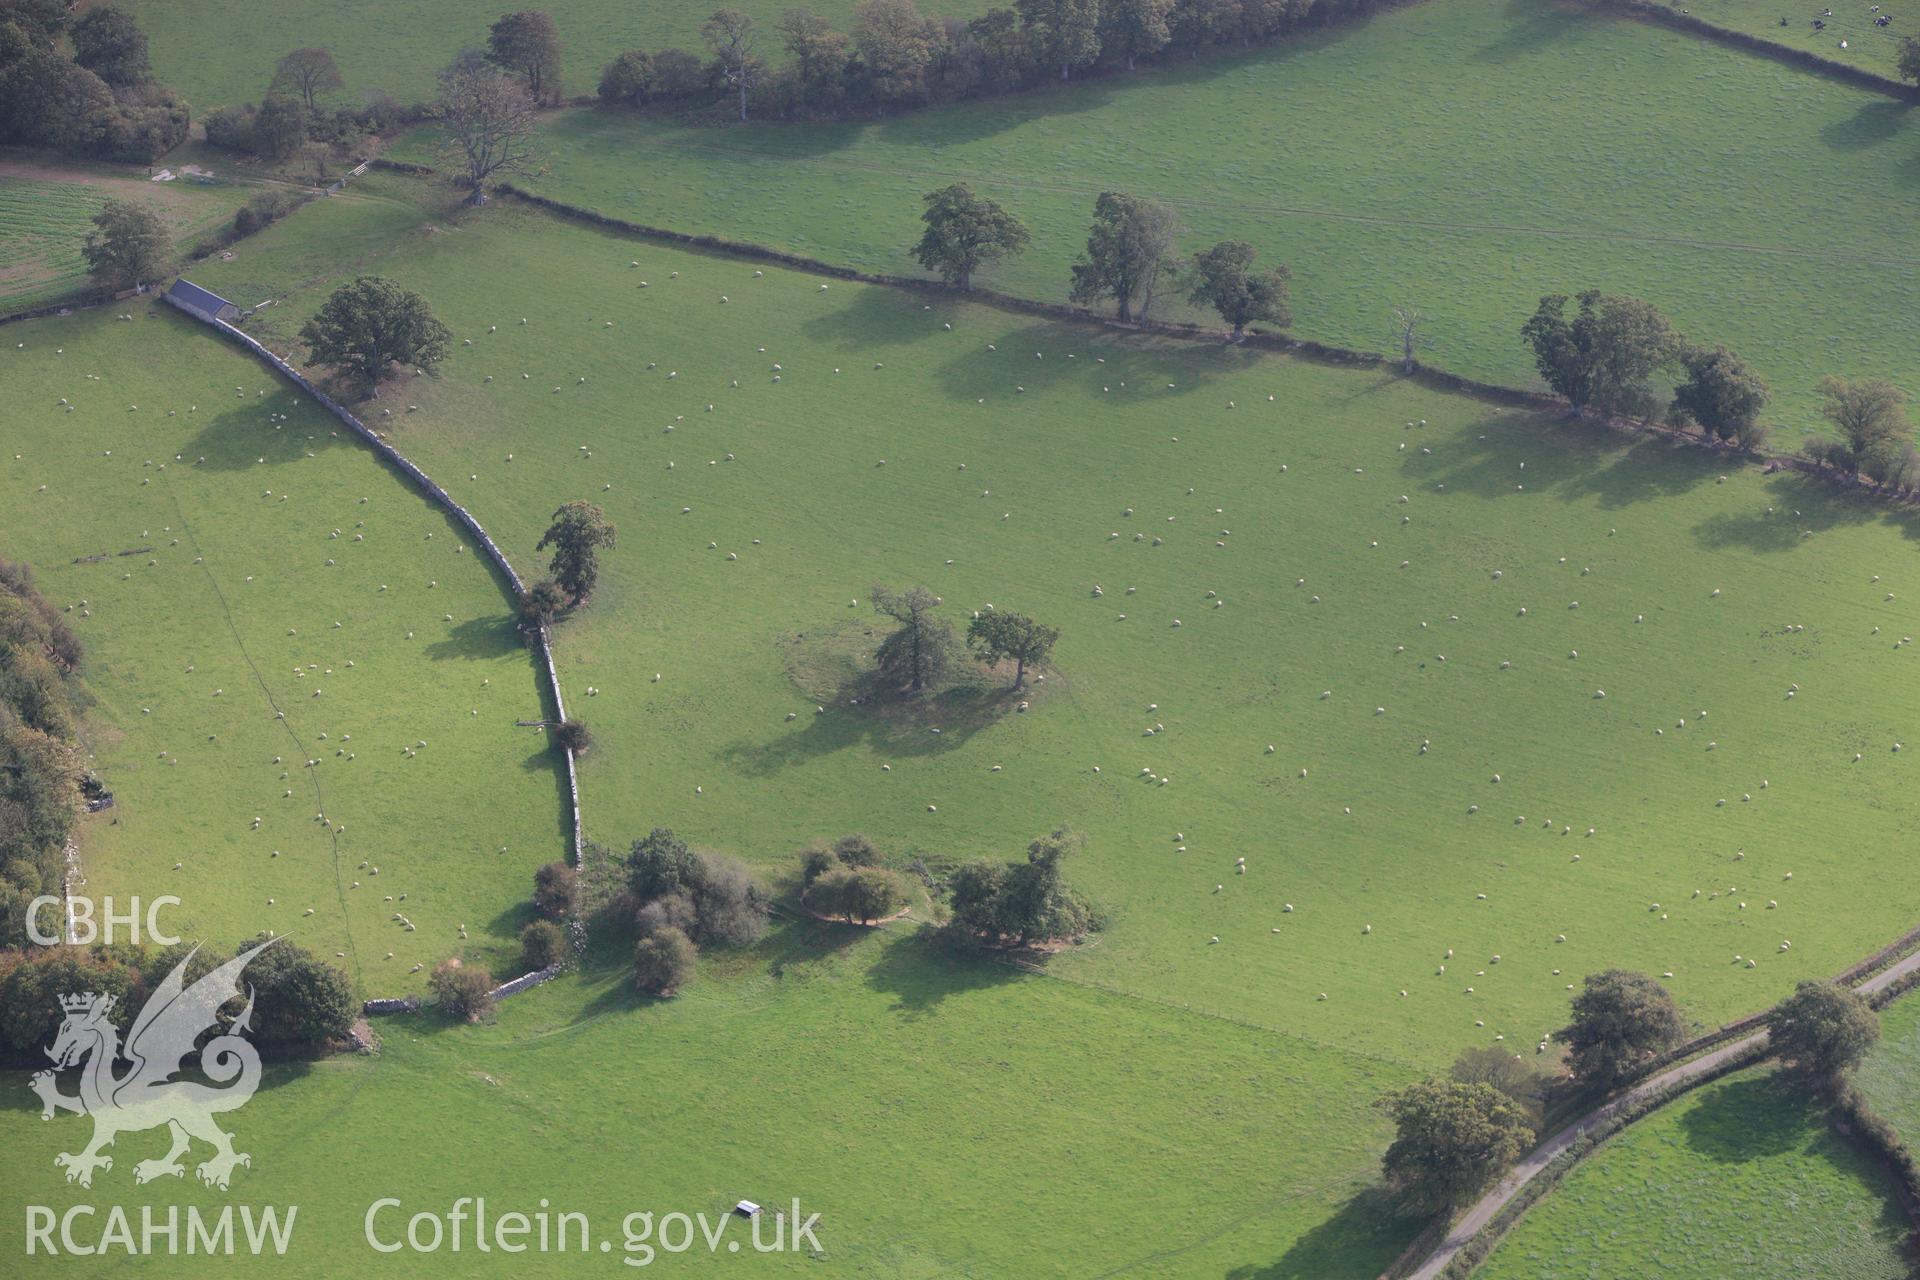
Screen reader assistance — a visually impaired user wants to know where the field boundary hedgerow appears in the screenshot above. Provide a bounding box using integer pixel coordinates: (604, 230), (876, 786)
(1400, 940), (1920, 1279)
(159, 289), (585, 1014)
(490, 182), (1920, 514)
(1583, 0), (1920, 100)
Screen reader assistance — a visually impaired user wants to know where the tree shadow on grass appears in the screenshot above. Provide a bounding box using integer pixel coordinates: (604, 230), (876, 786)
(1676, 1071), (1811, 1162)
(1396, 412), (1720, 510)
(1472, 0), (1589, 64)
(1690, 470), (1920, 554)
(1229, 1184), (1423, 1280)
(863, 928), (1024, 1019)
(926, 321), (1267, 408)
(1821, 99), (1913, 152)
(179, 394), (357, 473)
(715, 624), (1022, 777)
(423, 614), (521, 663)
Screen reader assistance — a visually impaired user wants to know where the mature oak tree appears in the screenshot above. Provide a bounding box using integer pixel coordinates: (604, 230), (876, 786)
(966, 609), (1057, 688)
(1565, 969), (1686, 1091)
(1520, 290), (1679, 418)
(1379, 1079), (1535, 1213)
(81, 198), (167, 292)
(1069, 191), (1179, 323)
(269, 47), (344, 110)
(913, 182), (1029, 289)
(536, 501), (617, 604)
(486, 9), (563, 103)
(1772, 980), (1880, 1088)
(1187, 239), (1290, 339)
(299, 276), (452, 388)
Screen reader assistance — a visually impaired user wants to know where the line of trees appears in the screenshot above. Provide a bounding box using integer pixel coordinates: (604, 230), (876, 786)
(0, 3), (188, 162)
(913, 184), (1290, 333)
(0, 560), (86, 953)
(1522, 289), (1916, 486)
(596, 0), (1386, 121)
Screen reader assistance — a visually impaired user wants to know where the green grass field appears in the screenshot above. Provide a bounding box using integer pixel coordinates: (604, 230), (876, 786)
(0, 299), (569, 987)
(1477, 1066), (1910, 1279)
(107, 0), (997, 111)
(1646, 0), (1917, 80)
(0, 163), (251, 310)
(1856, 988), (1920, 1139)
(415, 0), (1920, 431)
(180, 177), (1920, 1070)
(0, 935), (1422, 1276)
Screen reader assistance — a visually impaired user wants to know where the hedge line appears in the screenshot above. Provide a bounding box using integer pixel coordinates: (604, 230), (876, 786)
(1587, 0), (1919, 100)
(1431, 1037), (1773, 1280)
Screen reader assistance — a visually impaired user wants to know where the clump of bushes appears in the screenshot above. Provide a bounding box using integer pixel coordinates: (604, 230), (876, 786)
(941, 825), (1102, 950)
(231, 189), (306, 239)
(624, 828), (772, 994)
(632, 925), (696, 996)
(798, 833), (909, 923)
(429, 957), (495, 1021)
(552, 719), (593, 754)
(518, 919), (569, 971)
(532, 860), (579, 920)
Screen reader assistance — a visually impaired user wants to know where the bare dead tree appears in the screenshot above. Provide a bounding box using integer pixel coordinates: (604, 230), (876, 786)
(1391, 305), (1428, 374)
(435, 60), (541, 206)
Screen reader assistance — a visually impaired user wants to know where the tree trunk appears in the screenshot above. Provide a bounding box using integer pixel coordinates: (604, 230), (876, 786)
(1013, 658), (1026, 689)
(739, 83), (749, 122)
(467, 185), (489, 206)
(1127, 53), (1136, 70)
(1060, 62), (1070, 80)
(1116, 295), (1132, 323)
(1231, 322), (1245, 341)
(959, 268), (972, 290)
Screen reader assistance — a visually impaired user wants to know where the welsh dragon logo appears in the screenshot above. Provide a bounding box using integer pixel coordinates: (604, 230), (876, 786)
(28, 939), (275, 1190)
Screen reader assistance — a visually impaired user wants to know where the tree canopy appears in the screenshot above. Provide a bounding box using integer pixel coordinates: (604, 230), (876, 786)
(536, 501), (616, 604)
(945, 825), (1099, 947)
(1671, 342), (1769, 446)
(1069, 191), (1180, 323)
(1564, 969), (1686, 1091)
(1379, 1079), (1535, 1213)
(1816, 375), (1911, 481)
(871, 583), (956, 693)
(1187, 239), (1291, 339)
(435, 58), (541, 205)
(486, 9), (563, 103)
(1772, 980), (1879, 1087)
(965, 609), (1057, 688)
(81, 198), (168, 292)
(1520, 290), (1679, 417)
(71, 7), (149, 87)
(703, 9), (762, 121)
(298, 276), (452, 387)
(269, 47), (344, 110)
(913, 183), (1029, 290)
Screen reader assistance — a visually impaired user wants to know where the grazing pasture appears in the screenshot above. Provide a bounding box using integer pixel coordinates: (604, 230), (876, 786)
(1476, 1067), (1909, 1279)
(0, 303), (568, 986)
(1857, 986), (1920, 1138)
(0, 934), (1422, 1277)
(465, 0), (1920, 428)
(201, 181), (1920, 1076)
(1643, 0), (1918, 80)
